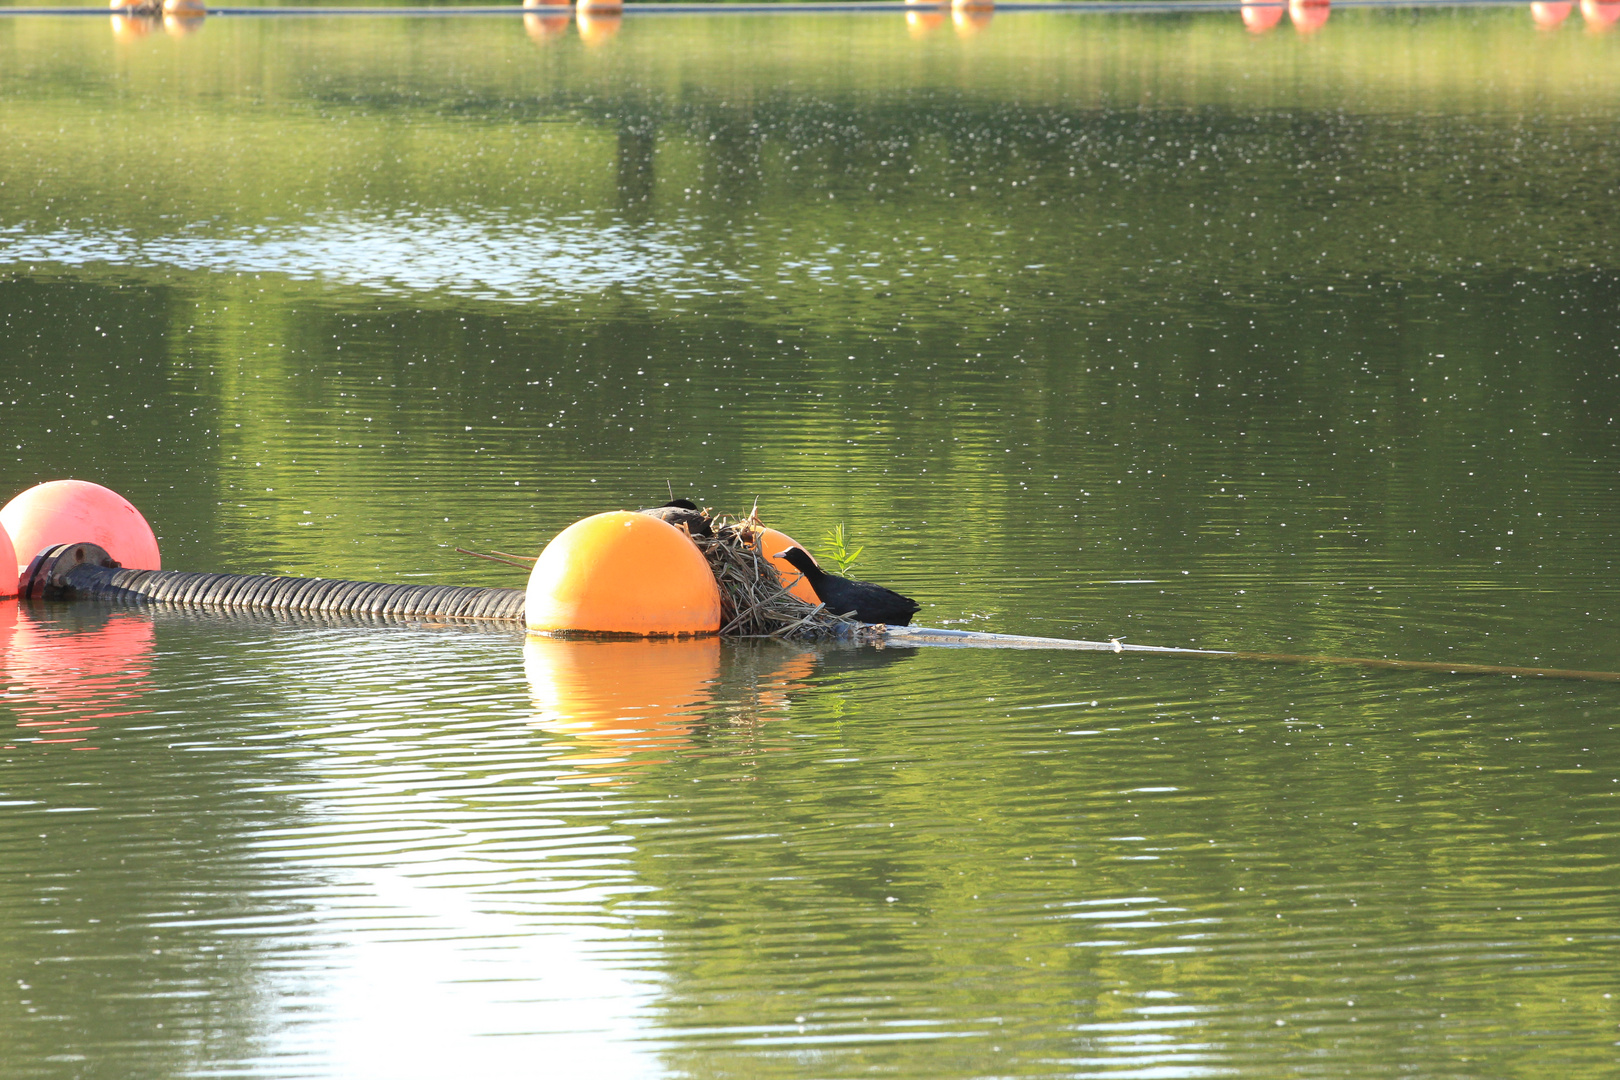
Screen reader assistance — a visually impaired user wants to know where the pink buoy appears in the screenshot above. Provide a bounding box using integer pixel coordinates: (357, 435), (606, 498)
(0, 481), (161, 579)
(0, 523), (15, 598)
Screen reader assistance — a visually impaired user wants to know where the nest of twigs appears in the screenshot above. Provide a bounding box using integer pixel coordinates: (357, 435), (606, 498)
(696, 515), (881, 643)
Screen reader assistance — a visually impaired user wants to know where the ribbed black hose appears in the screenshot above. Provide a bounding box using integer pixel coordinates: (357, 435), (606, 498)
(58, 563), (525, 622)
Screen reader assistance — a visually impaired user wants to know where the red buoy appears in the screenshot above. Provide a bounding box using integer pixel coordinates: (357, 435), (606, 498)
(0, 481), (161, 579)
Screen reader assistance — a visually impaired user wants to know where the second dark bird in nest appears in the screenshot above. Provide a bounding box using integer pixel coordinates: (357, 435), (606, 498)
(637, 498), (713, 537)
(773, 546), (921, 626)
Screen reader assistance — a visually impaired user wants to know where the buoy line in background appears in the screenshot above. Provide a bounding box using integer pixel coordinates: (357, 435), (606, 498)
(2, 479), (1618, 681)
(0, 0), (1542, 17)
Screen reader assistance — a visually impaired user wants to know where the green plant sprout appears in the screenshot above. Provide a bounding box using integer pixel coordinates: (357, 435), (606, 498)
(816, 524), (863, 576)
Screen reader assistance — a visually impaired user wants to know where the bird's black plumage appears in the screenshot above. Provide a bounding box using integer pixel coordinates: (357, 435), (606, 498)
(637, 499), (713, 537)
(773, 546), (921, 626)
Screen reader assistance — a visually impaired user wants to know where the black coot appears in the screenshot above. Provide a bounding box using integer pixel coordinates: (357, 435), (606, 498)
(637, 499), (713, 537)
(773, 546), (921, 626)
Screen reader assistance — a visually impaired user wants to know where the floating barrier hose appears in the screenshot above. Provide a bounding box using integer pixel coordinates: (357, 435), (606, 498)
(17, 542), (1620, 681)
(20, 542), (524, 623)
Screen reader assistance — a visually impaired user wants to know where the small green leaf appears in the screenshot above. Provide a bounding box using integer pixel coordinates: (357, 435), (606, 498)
(815, 523), (862, 576)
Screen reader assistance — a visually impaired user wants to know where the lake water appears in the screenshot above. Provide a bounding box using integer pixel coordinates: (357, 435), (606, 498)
(2, 6), (1618, 1078)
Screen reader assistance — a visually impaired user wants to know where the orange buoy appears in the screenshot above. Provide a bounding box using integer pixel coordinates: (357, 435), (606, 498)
(1241, 2), (1286, 32)
(1289, 0), (1330, 33)
(1583, 0), (1620, 29)
(0, 481), (161, 579)
(525, 635), (720, 749)
(526, 511), (720, 635)
(0, 524), (15, 599)
(752, 527), (821, 606)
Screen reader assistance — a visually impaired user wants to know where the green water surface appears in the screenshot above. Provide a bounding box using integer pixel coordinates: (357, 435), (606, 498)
(1, 8), (1618, 1078)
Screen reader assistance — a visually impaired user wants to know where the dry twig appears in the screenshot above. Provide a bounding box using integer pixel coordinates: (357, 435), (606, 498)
(695, 513), (880, 643)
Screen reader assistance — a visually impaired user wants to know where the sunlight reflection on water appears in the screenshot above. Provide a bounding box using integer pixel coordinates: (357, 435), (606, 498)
(0, 213), (743, 303)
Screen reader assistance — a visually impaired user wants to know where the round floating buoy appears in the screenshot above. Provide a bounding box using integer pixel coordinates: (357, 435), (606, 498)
(0, 523), (15, 599)
(0, 480), (161, 579)
(526, 511), (720, 636)
(753, 527), (820, 606)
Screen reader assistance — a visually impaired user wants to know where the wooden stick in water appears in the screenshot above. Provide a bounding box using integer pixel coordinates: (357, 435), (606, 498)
(882, 626), (1620, 683)
(454, 547), (535, 570)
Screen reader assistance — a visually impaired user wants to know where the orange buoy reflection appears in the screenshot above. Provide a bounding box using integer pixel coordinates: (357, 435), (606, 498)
(1289, 0), (1330, 33)
(1583, 0), (1620, 29)
(161, 0), (204, 34)
(905, 0), (946, 38)
(1, 603), (155, 751)
(736, 650), (817, 717)
(110, 12), (161, 39)
(952, 0), (993, 38)
(906, 9), (946, 37)
(525, 635), (721, 757)
(1241, 2), (1286, 32)
(523, 0), (570, 42)
(1531, 1), (1575, 27)
(524, 11), (571, 42)
(163, 11), (204, 35)
(576, 5), (622, 45)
